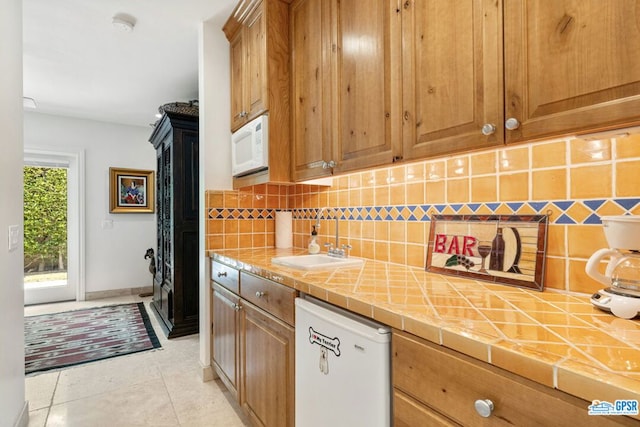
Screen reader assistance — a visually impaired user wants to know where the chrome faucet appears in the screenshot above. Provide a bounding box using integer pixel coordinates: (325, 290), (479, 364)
(319, 207), (351, 258)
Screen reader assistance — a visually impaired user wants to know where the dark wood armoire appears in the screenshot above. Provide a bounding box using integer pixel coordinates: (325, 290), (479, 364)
(149, 110), (199, 338)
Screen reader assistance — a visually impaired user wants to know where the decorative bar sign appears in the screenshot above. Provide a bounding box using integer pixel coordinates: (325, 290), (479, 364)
(426, 214), (549, 291)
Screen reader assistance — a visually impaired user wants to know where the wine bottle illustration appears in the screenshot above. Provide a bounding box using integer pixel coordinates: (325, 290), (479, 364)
(489, 227), (505, 271)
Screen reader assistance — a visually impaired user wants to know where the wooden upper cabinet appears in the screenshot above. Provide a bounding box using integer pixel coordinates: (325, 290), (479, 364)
(504, 0), (640, 143)
(331, 0), (402, 174)
(226, 0), (264, 132)
(288, 0), (640, 178)
(246, 2), (268, 120)
(224, 0), (289, 131)
(290, 0), (333, 181)
(230, 31), (247, 131)
(402, 0), (504, 160)
(290, 0), (402, 180)
(224, 0), (291, 187)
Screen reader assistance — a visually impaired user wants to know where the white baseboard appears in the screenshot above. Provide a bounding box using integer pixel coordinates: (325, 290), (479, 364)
(14, 401), (28, 427)
(200, 361), (217, 382)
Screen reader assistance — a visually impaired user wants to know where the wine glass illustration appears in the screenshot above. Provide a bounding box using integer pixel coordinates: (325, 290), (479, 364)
(477, 241), (492, 274)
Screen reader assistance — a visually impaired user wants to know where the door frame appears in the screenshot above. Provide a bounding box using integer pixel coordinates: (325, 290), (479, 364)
(23, 148), (85, 303)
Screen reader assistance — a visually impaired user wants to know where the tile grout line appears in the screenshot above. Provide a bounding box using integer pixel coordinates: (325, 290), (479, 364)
(43, 371), (60, 426)
(158, 367), (182, 426)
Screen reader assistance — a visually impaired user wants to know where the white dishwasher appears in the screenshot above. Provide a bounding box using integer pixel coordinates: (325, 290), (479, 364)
(295, 296), (391, 427)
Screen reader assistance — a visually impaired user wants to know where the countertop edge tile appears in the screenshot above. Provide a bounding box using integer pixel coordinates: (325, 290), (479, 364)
(402, 316), (441, 345)
(441, 329), (491, 362)
(557, 360), (640, 420)
(490, 341), (558, 388)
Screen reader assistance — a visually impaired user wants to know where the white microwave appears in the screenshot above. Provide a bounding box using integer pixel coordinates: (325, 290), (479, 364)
(231, 115), (268, 177)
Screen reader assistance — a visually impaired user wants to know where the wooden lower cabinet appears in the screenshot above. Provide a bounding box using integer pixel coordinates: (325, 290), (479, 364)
(212, 283), (240, 401)
(393, 329), (637, 427)
(211, 262), (296, 427)
(241, 302), (295, 427)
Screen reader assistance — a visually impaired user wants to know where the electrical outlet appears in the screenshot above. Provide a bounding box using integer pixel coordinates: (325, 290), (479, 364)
(8, 225), (20, 252)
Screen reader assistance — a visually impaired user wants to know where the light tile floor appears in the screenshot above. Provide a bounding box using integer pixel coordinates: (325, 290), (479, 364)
(25, 295), (250, 427)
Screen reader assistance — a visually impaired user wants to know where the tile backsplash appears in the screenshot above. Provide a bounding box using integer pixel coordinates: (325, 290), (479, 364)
(206, 134), (640, 295)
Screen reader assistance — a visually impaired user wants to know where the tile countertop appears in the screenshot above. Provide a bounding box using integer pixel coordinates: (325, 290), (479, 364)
(209, 248), (640, 411)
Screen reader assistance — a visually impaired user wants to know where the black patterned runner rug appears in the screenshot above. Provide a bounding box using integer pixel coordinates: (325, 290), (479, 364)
(25, 302), (161, 374)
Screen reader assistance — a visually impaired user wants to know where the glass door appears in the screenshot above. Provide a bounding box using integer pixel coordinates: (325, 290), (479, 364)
(24, 152), (80, 305)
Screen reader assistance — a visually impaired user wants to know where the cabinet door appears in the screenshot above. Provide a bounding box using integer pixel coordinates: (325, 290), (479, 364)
(153, 141), (173, 326)
(504, 0), (640, 143)
(212, 284), (240, 401)
(153, 150), (164, 305)
(402, 0), (503, 160)
(230, 30), (247, 131)
(246, 1), (268, 121)
(291, 0), (333, 181)
(241, 302), (294, 427)
(331, 0), (402, 173)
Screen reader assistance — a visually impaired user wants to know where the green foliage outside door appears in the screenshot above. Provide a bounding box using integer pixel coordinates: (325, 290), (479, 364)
(23, 166), (67, 274)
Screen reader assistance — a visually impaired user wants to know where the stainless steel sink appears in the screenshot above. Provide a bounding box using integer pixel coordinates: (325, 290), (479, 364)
(271, 254), (364, 270)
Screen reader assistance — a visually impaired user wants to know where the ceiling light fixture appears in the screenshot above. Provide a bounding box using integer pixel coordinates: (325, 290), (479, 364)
(23, 97), (37, 109)
(112, 13), (136, 32)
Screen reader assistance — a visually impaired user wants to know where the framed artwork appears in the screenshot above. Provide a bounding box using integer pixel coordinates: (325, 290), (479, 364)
(109, 167), (155, 213)
(426, 214), (548, 291)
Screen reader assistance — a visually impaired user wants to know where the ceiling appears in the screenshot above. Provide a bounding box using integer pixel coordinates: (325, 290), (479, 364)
(23, 0), (238, 128)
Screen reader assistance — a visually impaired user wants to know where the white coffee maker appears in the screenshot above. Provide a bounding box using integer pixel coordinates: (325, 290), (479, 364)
(586, 215), (640, 319)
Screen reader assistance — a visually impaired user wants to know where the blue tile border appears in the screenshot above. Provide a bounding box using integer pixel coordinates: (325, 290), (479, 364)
(208, 198), (639, 225)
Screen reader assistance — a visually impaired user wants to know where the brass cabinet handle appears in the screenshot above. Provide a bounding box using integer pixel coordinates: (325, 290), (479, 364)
(217, 271), (227, 278)
(255, 291), (266, 298)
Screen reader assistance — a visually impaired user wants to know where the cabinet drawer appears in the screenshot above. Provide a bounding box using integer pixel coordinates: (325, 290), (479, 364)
(240, 272), (296, 326)
(394, 389), (460, 427)
(211, 261), (240, 294)
(393, 330), (635, 427)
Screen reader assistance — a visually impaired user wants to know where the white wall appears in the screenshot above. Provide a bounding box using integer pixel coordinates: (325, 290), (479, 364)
(0, 0), (28, 425)
(198, 9), (233, 374)
(24, 112), (156, 295)
(200, 23), (233, 190)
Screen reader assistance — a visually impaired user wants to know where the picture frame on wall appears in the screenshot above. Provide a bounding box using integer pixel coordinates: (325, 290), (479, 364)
(426, 214), (549, 291)
(109, 167), (155, 213)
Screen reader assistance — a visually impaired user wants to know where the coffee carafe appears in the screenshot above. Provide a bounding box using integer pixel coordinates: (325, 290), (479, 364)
(586, 215), (640, 319)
